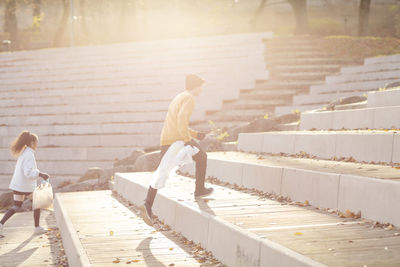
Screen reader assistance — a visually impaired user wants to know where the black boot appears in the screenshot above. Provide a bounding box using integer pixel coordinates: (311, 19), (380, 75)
(142, 186), (157, 226)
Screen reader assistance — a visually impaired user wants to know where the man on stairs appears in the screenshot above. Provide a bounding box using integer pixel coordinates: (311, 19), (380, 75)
(141, 74), (214, 226)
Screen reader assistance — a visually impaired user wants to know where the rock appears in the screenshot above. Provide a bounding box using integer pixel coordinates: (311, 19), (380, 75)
(326, 95), (367, 111)
(133, 151), (161, 172)
(384, 81), (400, 89)
(56, 179), (99, 193)
(274, 113), (301, 124)
(113, 149), (145, 167)
(227, 118), (278, 141)
(199, 134), (224, 151)
(98, 168), (116, 184)
(78, 167), (104, 183)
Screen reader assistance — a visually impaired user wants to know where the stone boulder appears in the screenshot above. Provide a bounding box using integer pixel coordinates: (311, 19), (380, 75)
(113, 149), (145, 167)
(133, 150), (161, 172)
(78, 167), (104, 183)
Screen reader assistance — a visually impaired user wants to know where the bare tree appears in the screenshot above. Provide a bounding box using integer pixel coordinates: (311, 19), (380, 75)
(288, 0), (309, 34)
(4, 0), (19, 49)
(358, 0), (371, 36)
(53, 0), (70, 47)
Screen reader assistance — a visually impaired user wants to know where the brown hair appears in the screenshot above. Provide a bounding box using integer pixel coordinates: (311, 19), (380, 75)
(10, 130), (38, 157)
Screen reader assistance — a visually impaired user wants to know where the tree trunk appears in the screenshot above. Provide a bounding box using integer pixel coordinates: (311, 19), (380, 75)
(53, 0), (70, 47)
(33, 0), (41, 30)
(358, 0), (371, 36)
(4, 0), (19, 50)
(288, 0), (309, 35)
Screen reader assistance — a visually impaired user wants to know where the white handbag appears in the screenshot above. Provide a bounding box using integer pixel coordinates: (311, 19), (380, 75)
(32, 181), (54, 211)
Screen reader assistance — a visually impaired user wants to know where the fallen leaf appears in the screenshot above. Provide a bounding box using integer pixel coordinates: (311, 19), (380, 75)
(385, 224), (393, 230)
(131, 260), (140, 262)
(168, 264), (175, 267)
(294, 232), (303, 236)
(304, 200), (309, 206)
(169, 248), (174, 251)
(112, 259), (120, 263)
(109, 230), (114, 236)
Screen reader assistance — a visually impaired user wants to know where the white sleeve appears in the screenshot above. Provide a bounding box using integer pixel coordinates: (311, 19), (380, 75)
(22, 153), (40, 180)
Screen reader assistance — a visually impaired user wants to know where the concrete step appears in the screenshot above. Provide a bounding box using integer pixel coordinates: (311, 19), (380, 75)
(115, 172), (400, 266)
(274, 104), (324, 116)
(0, 101), (171, 116)
(207, 109), (268, 122)
(0, 174), (79, 191)
(0, 122), (164, 136)
(270, 71), (331, 81)
(341, 62), (400, 75)
(238, 130), (400, 164)
(310, 79), (400, 95)
(54, 190), (204, 267)
(266, 58), (354, 66)
(269, 64), (342, 73)
(222, 99), (287, 110)
(300, 105), (400, 130)
(241, 89), (300, 101)
(0, 111), (166, 126)
(180, 151), (400, 226)
(0, 147), (136, 161)
(0, 32), (273, 62)
(367, 88), (400, 108)
(264, 51), (333, 60)
(0, 159), (111, 176)
(326, 69), (400, 84)
(255, 80), (322, 90)
(0, 133), (159, 148)
(293, 91), (366, 106)
(364, 54), (400, 65)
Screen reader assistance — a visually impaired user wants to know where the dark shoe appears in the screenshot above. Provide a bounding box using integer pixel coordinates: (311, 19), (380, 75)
(194, 187), (214, 199)
(141, 204), (153, 226)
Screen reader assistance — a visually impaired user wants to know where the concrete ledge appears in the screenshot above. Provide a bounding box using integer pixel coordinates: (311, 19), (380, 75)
(364, 54), (400, 65)
(338, 175), (400, 226)
(310, 79), (397, 95)
(335, 132), (394, 163)
(301, 106), (400, 130)
(367, 88), (400, 108)
(239, 131), (398, 163)
(190, 155), (400, 226)
(237, 132), (265, 153)
(281, 168), (340, 209)
(326, 70), (400, 84)
(294, 132), (336, 159)
(54, 194), (91, 267)
(341, 62), (400, 74)
(259, 238), (326, 267)
(115, 172), (322, 267)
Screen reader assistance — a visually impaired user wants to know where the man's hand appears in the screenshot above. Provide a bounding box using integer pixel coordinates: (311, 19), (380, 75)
(39, 172), (50, 180)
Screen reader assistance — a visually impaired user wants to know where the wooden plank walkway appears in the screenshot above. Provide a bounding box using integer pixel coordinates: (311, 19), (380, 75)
(57, 190), (206, 266)
(0, 210), (66, 267)
(120, 172), (400, 266)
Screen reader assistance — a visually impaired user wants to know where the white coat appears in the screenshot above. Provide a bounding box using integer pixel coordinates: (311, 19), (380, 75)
(9, 147), (41, 193)
(151, 141), (199, 189)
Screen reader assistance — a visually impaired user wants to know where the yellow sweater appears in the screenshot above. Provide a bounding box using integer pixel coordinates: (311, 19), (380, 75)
(160, 91), (198, 146)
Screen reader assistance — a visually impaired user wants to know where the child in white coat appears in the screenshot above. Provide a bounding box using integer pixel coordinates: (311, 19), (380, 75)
(0, 131), (50, 237)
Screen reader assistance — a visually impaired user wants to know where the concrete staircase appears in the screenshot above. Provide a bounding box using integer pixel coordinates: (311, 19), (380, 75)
(201, 36), (359, 128)
(0, 32), (271, 191)
(276, 54), (400, 116)
(101, 85), (400, 266)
